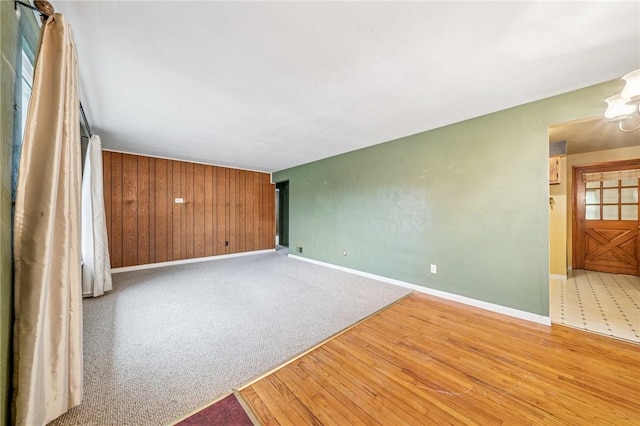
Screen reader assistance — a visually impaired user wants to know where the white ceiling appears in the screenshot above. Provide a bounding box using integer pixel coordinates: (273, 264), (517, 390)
(55, 1), (640, 172)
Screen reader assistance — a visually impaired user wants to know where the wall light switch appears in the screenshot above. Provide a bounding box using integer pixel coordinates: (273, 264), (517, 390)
(430, 264), (437, 274)
(343, 250), (347, 256)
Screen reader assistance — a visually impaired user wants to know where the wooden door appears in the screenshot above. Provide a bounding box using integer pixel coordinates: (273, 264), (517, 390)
(573, 160), (640, 276)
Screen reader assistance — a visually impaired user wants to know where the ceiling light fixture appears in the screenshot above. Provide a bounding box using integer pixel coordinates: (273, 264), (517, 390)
(604, 69), (640, 133)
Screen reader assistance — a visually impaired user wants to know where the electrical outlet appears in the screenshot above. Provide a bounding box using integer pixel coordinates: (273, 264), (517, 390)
(430, 264), (437, 274)
(298, 246), (303, 253)
(343, 249), (347, 256)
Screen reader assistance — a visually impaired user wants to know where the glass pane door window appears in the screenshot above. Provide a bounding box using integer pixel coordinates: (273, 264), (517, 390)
(585, 178), (639, 221)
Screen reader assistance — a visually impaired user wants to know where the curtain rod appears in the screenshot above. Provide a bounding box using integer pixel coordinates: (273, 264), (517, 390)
(79, 102), (93, 138)
(15, 1), (54, 19)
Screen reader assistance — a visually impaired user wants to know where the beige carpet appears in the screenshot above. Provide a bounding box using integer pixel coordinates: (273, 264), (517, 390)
(49, 253), (411, 425)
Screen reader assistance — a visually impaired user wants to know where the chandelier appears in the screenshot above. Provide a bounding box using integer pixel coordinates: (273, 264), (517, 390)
(604, 69), (640, 133)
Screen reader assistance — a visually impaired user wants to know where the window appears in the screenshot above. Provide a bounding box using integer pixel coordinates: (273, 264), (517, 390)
(585, 173), (639, 221)
(12, 37), (35, 202)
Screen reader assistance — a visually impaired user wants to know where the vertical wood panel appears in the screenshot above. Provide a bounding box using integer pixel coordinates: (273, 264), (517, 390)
(110, 152), (123, 268)
(122, 154), (138, 266)
(185, 162), (194, 259)
(137, 156), (150, 265)
(228, 168), (238, 253)
(167, 159), (173, 260)
(194, 164), (205, 258)
(154, 159), (168, 262)
(254, 172), (261, 252)
(260, 175), (271, 250)
(258, 175), (264, 250)
(226, 168), (232, 254)
(245, 171), (255, 251)
(212, 166), (219, 255)
(238, 170), (246, 253)
(256, 171), (263, 251)
(102, 151), (112, 261)
(204, 166), (214, 257)
(216, 167), (228, 254)
(181, 162), (188, 259)
(262, 176), (269, 250)
(172, 161), (182, 260)
(148, 158), (156, 264)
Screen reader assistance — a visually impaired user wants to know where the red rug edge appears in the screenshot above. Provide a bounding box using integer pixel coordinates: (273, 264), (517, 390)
(176, 393), (254, 426)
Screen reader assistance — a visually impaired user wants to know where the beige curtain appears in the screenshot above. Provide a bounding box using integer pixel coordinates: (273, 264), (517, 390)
(13, 14), (83, 426)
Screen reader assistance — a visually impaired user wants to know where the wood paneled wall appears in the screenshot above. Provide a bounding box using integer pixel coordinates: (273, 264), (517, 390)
(102, 151), (275, 268)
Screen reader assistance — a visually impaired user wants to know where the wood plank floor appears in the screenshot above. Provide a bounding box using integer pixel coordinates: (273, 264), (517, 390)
(239, 293), (640, 425)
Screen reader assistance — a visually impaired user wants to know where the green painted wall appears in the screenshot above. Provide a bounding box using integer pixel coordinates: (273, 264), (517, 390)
(0, 3), (39, 424)
(274, 79), (627, 317)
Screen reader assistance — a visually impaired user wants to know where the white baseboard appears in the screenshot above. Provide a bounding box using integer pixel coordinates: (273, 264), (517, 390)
(112, 249), (275, 273)
(288, 254), (551, 326)
(549, 274), (567, 281)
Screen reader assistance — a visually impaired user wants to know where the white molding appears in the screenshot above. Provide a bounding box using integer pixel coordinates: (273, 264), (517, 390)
(112, 249), (275, 273)
(549, 274), (567, 281)
(288, 254), (551, 326)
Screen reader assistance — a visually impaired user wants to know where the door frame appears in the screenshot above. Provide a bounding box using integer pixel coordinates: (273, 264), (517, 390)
(572, 158), (640, 271)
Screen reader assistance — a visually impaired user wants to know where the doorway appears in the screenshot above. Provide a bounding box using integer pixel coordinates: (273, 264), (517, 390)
(547, 119), (640, 342)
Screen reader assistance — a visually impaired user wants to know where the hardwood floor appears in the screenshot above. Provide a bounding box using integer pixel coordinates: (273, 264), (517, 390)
(239, 293), (640, 425)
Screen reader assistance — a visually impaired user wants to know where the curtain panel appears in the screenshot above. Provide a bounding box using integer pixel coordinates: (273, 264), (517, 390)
(12, 14), (83, 426)
(81, 135), (113, 297)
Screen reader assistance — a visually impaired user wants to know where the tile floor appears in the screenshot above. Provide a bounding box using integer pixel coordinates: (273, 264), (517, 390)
(550, 270), (640, 343)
